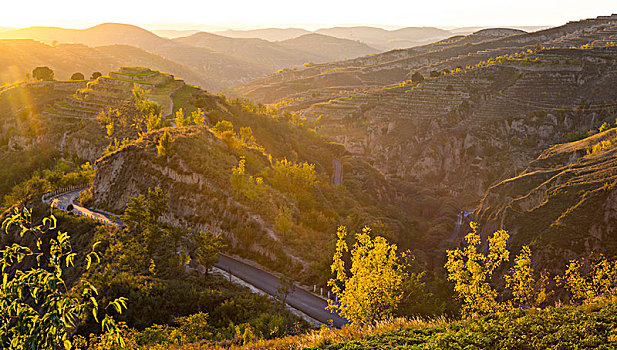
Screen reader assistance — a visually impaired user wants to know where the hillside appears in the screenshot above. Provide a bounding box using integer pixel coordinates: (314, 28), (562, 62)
(0, 24), (384, 91)
(214, 28), (311, 41)
(315, 26), (452, 51)
(0, 24), (271, 90)
(233, 16), (617, 266)
(237, 15), (617, 103)
(0, 39), (213, 89)
(173, 31), (376, 70)
(278, 33), (379, 61)
(475, 126), (617, 271)
(87, 88), (415, 283)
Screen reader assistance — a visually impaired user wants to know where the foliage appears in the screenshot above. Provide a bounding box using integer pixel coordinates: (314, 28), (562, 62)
(327, 226), (408, 325)
(274, 206), (294, 241)
(71, 72), (85, 81)
(307, 302), (617, 350)
(157, 130), (174, 159)
(557, 254), (617, 304)
(32, 66), (54, 81)
(0, 207), (126, 349)
(410, 71), (424, 83)
(91, 72), (102, 80)
(212, 120), (235, 136)
(191, 230), (226, 274)
(505, 245), (550, 308)
(3, 160), (94, 210)
(445, 222), (509, 316)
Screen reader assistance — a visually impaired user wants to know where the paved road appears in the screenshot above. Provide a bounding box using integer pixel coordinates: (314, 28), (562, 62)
(215, 254), (347, 327)
(50, 189), (348, 327)
(49, 189), (121, 225)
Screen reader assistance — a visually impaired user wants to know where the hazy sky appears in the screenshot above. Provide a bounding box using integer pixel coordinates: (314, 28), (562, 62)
(1, 0), (615, 30)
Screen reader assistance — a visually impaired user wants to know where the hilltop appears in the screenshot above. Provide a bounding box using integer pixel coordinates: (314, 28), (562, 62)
(0, 24), (383, 91)
(0, 39), (213, 89)
(315, 26), (452, 50)
(237, 15), (617, 103)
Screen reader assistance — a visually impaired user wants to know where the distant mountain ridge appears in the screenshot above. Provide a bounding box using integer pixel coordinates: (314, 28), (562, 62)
(0, 23), (382, 90)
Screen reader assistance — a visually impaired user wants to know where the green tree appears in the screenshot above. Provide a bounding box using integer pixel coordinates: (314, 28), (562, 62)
(445, 222), (509, 316)
(121, 194), (149, 232)
(32, 66), (54, 81)
(327, 226), (408, 325)
(411, 71), (424, 83)
(0, 207), (127, 348)
(274, 206), (294, 241)
(70, 72), (85, 80)
(147, 186), (168, 224)
(192, 231), (226, 275)
(157, 130), (173, 159)
(91, 71), (102, 79)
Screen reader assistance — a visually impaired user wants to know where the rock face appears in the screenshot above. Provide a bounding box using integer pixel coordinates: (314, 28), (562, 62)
(475, 128), (617, 271)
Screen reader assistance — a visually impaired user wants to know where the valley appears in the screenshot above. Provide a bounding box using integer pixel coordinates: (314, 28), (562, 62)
(2, 6), (617, 349)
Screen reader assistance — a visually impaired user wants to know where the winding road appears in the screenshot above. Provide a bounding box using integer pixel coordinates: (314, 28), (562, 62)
(46, 188), (348, 327)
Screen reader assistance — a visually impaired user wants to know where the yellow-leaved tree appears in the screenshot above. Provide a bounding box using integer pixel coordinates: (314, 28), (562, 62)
(505, 245), (550, 308)
(327, 226), (408, 325)
(557, 254), (617, 304)
(445, 222), (509, 316)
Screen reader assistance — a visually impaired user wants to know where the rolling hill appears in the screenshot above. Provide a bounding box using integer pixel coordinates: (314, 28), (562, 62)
(0, 39), (216, 90)
(315, 26), (453, 50)
(0, 23), (383, 90)
(172, 31), (373, 72)
(214, 27), (311, 41)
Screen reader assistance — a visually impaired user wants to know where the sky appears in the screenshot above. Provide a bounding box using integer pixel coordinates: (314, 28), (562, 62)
(0, 0), (615, 30)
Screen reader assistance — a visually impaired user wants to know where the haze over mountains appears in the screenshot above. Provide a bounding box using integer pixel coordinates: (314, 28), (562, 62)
(0, 22), (546, 90)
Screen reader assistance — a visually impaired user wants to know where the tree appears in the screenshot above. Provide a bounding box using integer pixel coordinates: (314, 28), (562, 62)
(411, 71), (424, 83)
(32, 66), (54, 81)
(175, 108), (190, 127)
(445, 222), (509, 316)
(505, 245), (550, 308)
(557, 254), (617, 304)
(147, 186), (168, 224)
(192, 231), (226, 275)
(156, 130), (173, 159)
(274, 206), (293, 241)
(121, 194), (149, 232)
(70, 72), (85, 80)
(212, 120), (234, 135)
(191, 108), (206, 125)
(430, 70), (441, 78)
(327, 226), (408, 325)
(91, 71), (102, 79)
(277, 274), (296, 304)
(0, 207), (126, 348)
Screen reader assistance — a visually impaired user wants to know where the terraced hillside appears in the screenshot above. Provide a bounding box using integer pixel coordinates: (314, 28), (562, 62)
(237, 15), (617, 104)
(0, 39), (209, 88)
(43, 67), (183, 121)
(475, 127), (617, 271)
